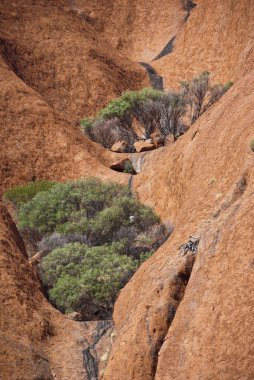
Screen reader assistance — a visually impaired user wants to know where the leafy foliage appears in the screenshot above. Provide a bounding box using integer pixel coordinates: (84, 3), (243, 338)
(81, 76), (233, 152)
(18, 178), (130, 234)
(41, 242), (137, 315)
(15, 178), (166, 319)
(3, 180), (56, 206)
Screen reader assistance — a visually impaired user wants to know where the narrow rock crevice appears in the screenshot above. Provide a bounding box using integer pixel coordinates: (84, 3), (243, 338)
(153, 36), (176, 61)
(128, 174), (134, 194)
(139, 62), (164, 90)
(150, 248), (197, 379)
(152, 0), (197, 62)
(82, 320), (113, 380)
(130, 151), (147, 173)
(183, 0), (197, 22)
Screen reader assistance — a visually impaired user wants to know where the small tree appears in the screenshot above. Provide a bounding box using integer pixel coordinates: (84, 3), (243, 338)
(157, 92), (186, 140)
(97, 98), (137, 151)
(91, 118), (121, 149)
(181, 71), (210, 124)
(181, 73), (233, 124)
(122, 88), (163, 139)
(203, 81), (233, 112)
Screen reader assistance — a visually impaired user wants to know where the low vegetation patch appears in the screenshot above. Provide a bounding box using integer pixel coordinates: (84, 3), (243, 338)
(3, 180), (56, 206)
(80, 73), (233, 153)
(14, 178), (168, 319)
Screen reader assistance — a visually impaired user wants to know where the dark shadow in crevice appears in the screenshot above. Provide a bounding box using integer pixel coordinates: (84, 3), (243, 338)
(139, 62), (164, 90)
(150, 249), (197, 378)
(184, 0), (197, 22)
(153, 36), (176, 61)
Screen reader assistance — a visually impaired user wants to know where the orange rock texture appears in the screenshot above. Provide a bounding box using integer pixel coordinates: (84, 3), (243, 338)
(1, 0), (254, 379)
(154, 0), (254, 88)
(103, 71), (254, 379)
(68, 0), (185, 61)
(0, 0), (146, 192)
(0, 203), (53, 379)
(0, 47), (129, 192)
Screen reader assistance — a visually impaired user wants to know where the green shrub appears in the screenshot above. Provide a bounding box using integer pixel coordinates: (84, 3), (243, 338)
(18, 178), (130, 234)
(41, 241), (137, 315)
(250, 139), (254, 152)
(40, 242), (88, 288)
(80, 88), (165, 151)
(224, 81), (234, 91)
(16, 178), (167, 319)
(89, 205), (126, 244)
(3, 180), (56, 206)
(97, 98), (132, 120)
(80, 118), (93, 129)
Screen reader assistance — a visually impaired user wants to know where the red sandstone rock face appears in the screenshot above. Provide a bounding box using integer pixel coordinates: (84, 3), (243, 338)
(0, 0), (147, 120)
(0, 0), (147, 192)
(68, 0), (185, 62)
(103, 71), (254, 379)
(154, 0), (254, 88)
(0, 47), (131, 192)
(134, 140), (156, 153)
(0, 203), (53, 379)
(1, 0), (254, 379)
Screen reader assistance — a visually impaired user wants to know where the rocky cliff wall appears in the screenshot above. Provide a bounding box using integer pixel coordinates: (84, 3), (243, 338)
(154, 0), (254, 88)
(103, 70), (254, 379)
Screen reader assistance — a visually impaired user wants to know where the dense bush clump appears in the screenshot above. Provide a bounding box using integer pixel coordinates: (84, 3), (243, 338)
(81, 74), (233, 152)
(41, 242), (137, 318)
(3, 180), (56, 206)
(81, 87), (184, 151)
(16, 178), (167, 319)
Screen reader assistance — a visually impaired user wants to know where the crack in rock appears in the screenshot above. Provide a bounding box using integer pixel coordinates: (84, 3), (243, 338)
(82, 320), (113, 380)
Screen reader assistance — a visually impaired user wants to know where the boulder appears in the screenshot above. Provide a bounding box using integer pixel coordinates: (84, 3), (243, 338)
(111, 140), (127, 153)
(134, 140), (156, 153)
(110, 159), (136, 174)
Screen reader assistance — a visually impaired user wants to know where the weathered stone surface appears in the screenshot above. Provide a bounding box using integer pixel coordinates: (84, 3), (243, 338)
(103, 71), (254, 380)
(67, 0), (184, 62)
(0, 0), (146, 192)
(82, 320), (114, 380)
(132, 118), (145, 139)
(0, 0), (146, 120)
(0, 204), (54, 380)
(134, 141), (156, 153)
(154, 0), (254, 89)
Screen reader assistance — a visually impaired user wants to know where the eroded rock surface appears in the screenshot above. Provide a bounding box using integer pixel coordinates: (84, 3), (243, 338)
(1, 1), (254, 379)
(0, 0), (146, 192)
(154, 0), (254, 88)
(103, 71), (254, 379)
